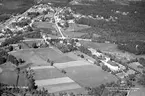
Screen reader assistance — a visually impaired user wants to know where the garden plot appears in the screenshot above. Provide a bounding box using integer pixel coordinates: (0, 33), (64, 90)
(62, 65), (118, 87)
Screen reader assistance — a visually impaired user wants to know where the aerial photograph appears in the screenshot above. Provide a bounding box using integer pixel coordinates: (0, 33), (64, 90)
(0, 0), (145, 96)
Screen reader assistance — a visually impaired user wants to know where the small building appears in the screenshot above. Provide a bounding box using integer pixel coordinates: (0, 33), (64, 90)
(11, 44), (20, 50)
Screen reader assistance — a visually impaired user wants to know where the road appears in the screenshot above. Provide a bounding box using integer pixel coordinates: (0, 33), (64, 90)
(54, 9), (66, 39)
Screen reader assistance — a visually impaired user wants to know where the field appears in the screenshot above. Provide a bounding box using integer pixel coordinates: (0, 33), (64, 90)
(64, 65), (117, 87)
(10, 48), (76, 66)
(10, 49), (48, 66)
(33, 48), (75, 63)
(33, 66), (83, 93)
(63, 23), (90, 38)
(80, 40), (118, 52)
(33, 22), (61, 37)
(80, 40), (136, 60)
(34, 67), (65, 80)
(0, 62), (28, 86)
(54, 60), (118, 87)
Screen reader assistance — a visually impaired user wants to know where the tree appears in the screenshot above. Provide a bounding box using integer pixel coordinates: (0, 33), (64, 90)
(0, 57), (6, 65)
(102, 65), (109, 71)
(138, 58), (145, 67)
(27, 78), (37, 91)
(7, 55), (19, 66)
(80, 54), (84, 58)
(16, 67), (20, 86)
(128, 74), (136, 81)
(50, 61), (54, 66)
(137, 74), (145, 87)
(18, 58), (25, 64)
(8, 46), (13, 51)
(32, 43), (38, 48)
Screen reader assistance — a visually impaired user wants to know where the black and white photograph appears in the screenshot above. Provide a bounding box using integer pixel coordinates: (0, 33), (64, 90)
(0, 0), (145, 96)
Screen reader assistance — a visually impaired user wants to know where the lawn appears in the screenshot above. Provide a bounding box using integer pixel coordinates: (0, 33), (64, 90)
(63, 65), (118, 87)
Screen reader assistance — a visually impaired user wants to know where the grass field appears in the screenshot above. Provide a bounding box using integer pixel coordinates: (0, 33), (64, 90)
(33, 48), (75, 63)
(10, 49), (48, 66)
(64, 23), (90, 38)
(34, 68), (65, 80)
(63, 65), (118, 87)
(38, 82), (82, 93)
(80, 41), (118, 52)
(0, 63), (28, 86)
(10, 48), (76, 66)
(80, 40), (136, 60)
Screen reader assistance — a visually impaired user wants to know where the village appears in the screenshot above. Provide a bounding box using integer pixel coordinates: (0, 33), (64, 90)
(0, 2), (145, 96)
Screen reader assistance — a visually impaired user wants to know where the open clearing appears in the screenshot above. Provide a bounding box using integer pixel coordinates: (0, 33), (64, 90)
(63, 65), (118, 87)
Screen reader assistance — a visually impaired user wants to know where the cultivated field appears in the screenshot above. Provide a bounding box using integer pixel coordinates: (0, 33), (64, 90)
(54, 60), (91, 69)
(54, 59), (118, 88)
(33, 22), (55, 29)
(80, 41), (136, 60)
(65, 23), (91, 32)
(64, 23), (90, 38)
(33, 48), (75, 63)
(64, 65), (118, 87)
(34, 67), (65, 80)
(10, 49), (48, 66)
(0, 63), (28, 86)
(80, 41), (118, 52)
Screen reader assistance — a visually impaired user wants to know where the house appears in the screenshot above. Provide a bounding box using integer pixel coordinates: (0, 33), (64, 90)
(101, 60), (119, 72)
(88, 48), (102, 57)
(11, 44), (20, 50)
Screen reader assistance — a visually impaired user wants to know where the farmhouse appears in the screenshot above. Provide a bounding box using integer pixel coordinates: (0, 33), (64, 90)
(88, 48), (102, 57)
(101, 60), (119, 72)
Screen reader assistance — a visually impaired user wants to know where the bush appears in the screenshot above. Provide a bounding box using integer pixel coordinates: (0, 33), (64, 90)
(117, 41), (145, 55)
(1, 36), (24, 47)
(7, 55), (19, 66)
(138, 58), (145, 67)
(32, 43), (38, 48)
(0, 57), (6, 65)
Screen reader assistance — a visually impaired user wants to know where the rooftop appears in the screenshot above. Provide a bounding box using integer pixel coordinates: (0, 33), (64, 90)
(107, 60), (118, 66)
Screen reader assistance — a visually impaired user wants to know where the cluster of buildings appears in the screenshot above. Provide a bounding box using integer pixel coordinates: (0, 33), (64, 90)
(88, 48), (126, 72)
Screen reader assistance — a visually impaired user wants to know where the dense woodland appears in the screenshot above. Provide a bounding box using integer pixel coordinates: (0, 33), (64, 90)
(0, 0), (36, 22)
